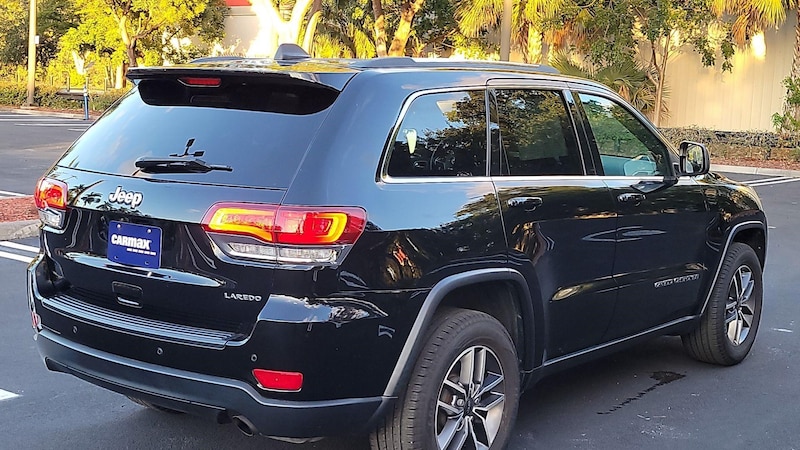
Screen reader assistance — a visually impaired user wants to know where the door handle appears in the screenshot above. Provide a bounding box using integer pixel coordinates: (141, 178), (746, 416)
(507, 196), (543, 210)
(618, 192), (646, 204)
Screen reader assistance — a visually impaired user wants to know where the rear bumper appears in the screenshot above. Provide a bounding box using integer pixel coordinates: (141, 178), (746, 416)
(36, 329), (393, 439)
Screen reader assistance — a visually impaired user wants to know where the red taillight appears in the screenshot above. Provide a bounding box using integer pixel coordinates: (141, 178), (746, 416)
(252, 369), (303, 392)
(202, 203), (366, 245)
(35, 178), (68, 211)
(178, 77), (222, 87)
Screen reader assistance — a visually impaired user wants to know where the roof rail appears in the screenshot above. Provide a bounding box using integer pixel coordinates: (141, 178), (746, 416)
(351, 57), (560, 74)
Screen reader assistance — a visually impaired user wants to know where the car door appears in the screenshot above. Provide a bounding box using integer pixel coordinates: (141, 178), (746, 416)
(488, 81), (618, 359)
(573, 89), (711, 340)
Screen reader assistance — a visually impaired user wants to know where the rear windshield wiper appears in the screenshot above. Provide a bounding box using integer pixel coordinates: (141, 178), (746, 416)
(134, 156), (232, 174)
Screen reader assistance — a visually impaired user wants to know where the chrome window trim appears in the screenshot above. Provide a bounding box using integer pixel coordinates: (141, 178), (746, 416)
(381, 175), (493, 184)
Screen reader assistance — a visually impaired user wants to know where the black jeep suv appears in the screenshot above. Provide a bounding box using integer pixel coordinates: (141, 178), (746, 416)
(28, 44), (766, 449)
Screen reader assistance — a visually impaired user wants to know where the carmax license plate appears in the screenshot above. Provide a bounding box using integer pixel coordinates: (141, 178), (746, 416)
(107, 221), (162, 269)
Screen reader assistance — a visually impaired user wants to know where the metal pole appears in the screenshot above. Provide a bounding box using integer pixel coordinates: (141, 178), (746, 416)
(83, 81), (89, 120)
(500, 0), (512, 61)
(26, 0), (37, 106)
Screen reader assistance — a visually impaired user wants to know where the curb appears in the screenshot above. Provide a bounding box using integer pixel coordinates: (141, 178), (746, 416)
(710, 164), (800, 178)
(1, 106), (98, 121)
(0, 220), (39, 241)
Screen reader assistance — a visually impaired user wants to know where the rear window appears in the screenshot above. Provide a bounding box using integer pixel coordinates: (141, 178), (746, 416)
(56, 78), (339, 189)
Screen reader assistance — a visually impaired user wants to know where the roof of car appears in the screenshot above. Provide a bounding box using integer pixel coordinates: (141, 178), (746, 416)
(182, 55), (560, 75)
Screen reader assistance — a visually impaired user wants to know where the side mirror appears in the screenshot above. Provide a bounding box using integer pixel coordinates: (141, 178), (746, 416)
(677, 141), (709, 176)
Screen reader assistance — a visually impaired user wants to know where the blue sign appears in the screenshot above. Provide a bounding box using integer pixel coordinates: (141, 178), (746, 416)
(107, 221), (162, 269)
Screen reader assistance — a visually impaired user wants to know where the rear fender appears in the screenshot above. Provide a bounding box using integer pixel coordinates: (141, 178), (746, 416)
(381, 268), (538, 397)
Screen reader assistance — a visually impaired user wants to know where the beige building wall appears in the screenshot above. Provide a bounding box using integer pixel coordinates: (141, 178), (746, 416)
(662, 15), (795, 131)
(223, 7), (260, 56)
(220, 8), (795, 132)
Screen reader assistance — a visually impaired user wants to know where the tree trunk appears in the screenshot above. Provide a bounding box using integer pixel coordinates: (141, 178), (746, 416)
(118, 16), (138, 68)
(792, 5), (800, 121)
(651, 37), (671, 127)
(541, 36), (550, 65)
(126, 42), (138, 68)
(794, 6), (800, 81)
(526, 27), (542, 64)
(114, 64), (124, 89)
(372, 0), (388, 57)
(303, 11), (322, 52)
(387, 0), (425, 56)
(287, 0), (315, 44)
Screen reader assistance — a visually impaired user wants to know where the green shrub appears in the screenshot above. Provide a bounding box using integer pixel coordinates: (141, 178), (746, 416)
(773, 76), (800, 134)
(0, 82), (27, 106)
(0, 81), (128, 112)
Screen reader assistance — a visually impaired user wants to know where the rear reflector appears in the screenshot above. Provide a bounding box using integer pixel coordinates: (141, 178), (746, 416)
(252, 369), (303, 392)
(203, 203), (366, 246)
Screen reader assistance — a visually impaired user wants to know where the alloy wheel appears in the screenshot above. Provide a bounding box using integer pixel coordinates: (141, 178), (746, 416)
(436, 346), (506, 450)
(725, 265), (755, 346)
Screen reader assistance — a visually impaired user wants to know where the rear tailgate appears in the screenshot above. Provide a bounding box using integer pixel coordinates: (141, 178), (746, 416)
(38, 67), (352, 339)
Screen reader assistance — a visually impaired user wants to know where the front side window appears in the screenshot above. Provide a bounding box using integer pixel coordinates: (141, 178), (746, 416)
(493, 89), (583, 176)
(578, 93), (670, 177)
(387, 91), (487, 178)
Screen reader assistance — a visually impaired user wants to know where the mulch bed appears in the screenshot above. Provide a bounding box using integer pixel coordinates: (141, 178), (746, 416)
(713, 156), (800, 172)
(0, 196), (38, 222)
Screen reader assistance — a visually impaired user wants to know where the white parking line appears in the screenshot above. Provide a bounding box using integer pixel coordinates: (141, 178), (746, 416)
(0, 250), (34, 264)
(15, 123), (88, 127)
(743, 176), (789, 185)
(749, 178), (800, 187)
(0, 389), (20, 401)
(0, 118), (80, 121)
(0, 190), (27, 197)
(0, 241), (39, 253)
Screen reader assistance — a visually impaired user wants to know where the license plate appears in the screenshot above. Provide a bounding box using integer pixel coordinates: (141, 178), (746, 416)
(107, 221), (162, 269)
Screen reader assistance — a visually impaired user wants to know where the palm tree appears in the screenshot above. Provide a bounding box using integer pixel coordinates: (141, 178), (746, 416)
(313, 0), (376, 57)
(454, 0), (573, 63)
(551, 52), (662, 118)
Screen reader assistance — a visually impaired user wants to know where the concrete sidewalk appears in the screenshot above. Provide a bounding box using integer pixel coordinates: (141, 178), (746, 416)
(0, 220), (39, 241)
(0, 164), (797, 242)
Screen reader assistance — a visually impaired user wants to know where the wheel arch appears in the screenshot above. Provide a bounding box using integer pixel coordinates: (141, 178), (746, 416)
(382, 268), (540, 398)
(699, 219), (767, 316)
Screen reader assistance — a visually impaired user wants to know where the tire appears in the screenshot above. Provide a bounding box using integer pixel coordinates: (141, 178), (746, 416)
(371, 308), (520, 450)
(127, 396), (184, 414)
(682, 242), (763, 365)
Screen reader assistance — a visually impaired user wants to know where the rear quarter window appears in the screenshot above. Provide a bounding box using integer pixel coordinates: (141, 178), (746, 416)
(387, 90), (487, 178)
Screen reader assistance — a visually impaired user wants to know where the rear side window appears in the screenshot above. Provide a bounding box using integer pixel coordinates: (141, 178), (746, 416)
(387, 91), (487, 178)
(493, 89), (583, 176)
(55, 77), (339, 189)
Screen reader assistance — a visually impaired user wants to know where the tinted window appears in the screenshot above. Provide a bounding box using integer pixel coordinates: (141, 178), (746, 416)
(387, 91), (487, 177)
(494, 89), (583, 176)
(579, 94), (670, 177)
(55, 82), (336, 189)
